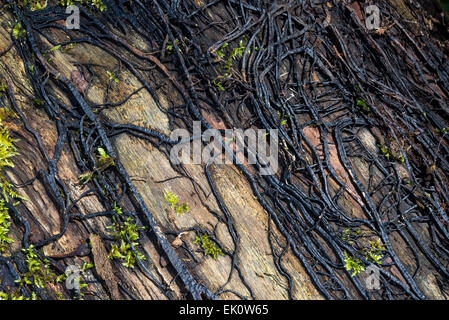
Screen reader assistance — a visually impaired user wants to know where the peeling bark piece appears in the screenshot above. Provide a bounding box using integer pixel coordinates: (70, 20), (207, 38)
(171, 231), (188, 249)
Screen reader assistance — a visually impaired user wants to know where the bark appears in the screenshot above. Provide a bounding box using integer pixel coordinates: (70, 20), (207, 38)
(0, 0), (448, 300)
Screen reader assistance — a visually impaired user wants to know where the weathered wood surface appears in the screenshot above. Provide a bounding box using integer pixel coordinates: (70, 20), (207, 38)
(0, 0), (448, 300)
(0, 8), (322, 299)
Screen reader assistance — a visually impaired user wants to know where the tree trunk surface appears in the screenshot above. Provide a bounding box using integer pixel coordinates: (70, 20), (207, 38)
(0, 0), (448, 300)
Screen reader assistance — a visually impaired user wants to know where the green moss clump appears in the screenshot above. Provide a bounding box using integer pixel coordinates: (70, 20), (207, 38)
(58, 0), (107, 12)
(0, 200), (14, 252)
(10, 0), (47, 11)
(106, 209), (146, 268)
(341, 228), (387, 277)
(164, 189), (189, 216)
(78, 147), (114, 184)
(0, 105), (25, 254)
(213, 38), (248, 90)
(16, 245), (57, 289)
(343, 251), (365, 277)
(0, 291), (36, 300)
(194, 234), (223, 260)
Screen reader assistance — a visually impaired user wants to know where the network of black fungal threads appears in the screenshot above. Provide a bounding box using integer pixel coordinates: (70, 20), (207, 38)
(0, 0), (448, 300)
